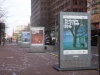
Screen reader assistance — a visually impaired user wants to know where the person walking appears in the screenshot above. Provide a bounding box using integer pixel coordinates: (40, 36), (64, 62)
(16, 38), (18, 43)
(9, 38), (11, 44)
(2, 37), (6, 46)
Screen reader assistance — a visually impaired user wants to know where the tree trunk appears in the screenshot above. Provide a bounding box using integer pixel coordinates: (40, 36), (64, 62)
(73, 36), (76, 47)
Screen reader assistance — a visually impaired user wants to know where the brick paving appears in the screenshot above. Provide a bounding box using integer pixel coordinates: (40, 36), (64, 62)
(0, 42), (99, 75)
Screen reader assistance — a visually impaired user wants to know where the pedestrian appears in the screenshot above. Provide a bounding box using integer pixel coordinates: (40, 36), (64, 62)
(9, 37), (12, 44)
(11, 37), (12, 43)
(16, 38), (18, 43)
(0, 38), (1, 45)
(2, 37), (6, 46)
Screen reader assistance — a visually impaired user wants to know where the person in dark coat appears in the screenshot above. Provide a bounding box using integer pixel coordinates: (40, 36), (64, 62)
(2, 37), (6, 46)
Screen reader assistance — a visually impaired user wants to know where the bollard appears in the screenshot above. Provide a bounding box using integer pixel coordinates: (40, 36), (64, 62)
(97, 30), (100, 72)
(44, 46), (47, 50)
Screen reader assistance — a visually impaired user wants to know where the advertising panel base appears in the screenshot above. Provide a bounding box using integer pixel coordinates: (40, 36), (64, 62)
(17, 41), (21, 46)
(53, 66), (98, 71)
(29, 46), (45, 53)
(20, 43), (30, 48)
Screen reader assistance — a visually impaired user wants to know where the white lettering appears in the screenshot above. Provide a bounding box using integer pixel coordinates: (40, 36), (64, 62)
(64, 19), (79, 28)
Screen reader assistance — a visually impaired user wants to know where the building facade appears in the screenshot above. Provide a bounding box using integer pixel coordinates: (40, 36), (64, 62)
(49, 0), (87, 32)
(87, 0), (100, 30)
(31, 0), (87, 35)
(14, 25), (29, 33)
(87, 0), (100, 46)
(31, 0), (50, 27)
(13, 25), (30, 40)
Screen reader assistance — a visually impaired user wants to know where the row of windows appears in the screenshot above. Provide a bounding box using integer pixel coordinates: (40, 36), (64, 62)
(50, 8), (85, 16)
(92, 0), (98, 14)
(41, 2), (50, 6)
(50, 0), (87, 14)
(41, 13), (49, 16)
(73, 0), (87, 5)
(41, 7), (49, 11)
(73, 8), (85, 12)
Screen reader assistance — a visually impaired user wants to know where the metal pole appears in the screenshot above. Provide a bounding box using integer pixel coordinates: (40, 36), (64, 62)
(13, 27), (14, 36)
(55, 18), (56, 45)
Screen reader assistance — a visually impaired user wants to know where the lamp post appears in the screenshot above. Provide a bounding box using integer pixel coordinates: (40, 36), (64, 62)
(55, 17), (56, 38)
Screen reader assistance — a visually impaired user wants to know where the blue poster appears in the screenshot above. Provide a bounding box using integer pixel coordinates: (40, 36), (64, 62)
(22, 32), (30, 42)
(63, 16), (88, 54)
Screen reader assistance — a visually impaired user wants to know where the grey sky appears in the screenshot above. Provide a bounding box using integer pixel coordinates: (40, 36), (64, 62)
(3, 0), (31, 36)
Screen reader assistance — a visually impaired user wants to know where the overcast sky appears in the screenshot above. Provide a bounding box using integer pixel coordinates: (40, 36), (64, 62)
(3, 0), (31, 37)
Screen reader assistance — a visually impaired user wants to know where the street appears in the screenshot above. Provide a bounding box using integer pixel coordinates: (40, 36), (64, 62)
(0, 42), (99, 75)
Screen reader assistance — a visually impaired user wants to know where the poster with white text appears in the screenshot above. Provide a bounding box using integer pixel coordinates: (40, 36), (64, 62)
(63, 16), (88, 55)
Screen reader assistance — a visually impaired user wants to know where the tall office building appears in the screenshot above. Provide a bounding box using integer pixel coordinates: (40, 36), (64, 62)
(31, 0), (87, 34)
(31, 0), (50, 27)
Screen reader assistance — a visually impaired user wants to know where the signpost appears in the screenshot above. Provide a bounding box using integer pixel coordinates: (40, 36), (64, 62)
(54, 12), (98, 70)
(29, 27), (45, 53)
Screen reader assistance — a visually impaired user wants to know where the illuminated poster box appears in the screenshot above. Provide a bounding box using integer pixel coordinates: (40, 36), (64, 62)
(18, 33), (21, 41)
(63, 16), (88, 55)
(31, 27), (44, 46)
(29, 27), (45, 53)
(22, 32), (30, 43)
(53, 12), (93, 70)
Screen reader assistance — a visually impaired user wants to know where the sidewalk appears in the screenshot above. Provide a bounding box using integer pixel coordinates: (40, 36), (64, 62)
(0, 42), (99, 75)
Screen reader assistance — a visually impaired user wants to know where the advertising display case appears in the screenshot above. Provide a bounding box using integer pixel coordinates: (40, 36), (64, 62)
(17, 33), (21, 45)
(20, 32), (30, 48)
(29, 27), (45, 52)
(54, 12), (98, 71)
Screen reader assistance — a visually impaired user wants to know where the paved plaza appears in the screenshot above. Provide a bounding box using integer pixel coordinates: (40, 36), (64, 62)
(0, 42), (99, 75)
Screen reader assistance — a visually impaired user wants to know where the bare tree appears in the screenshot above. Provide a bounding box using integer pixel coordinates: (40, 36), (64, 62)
(0, 0), (7, 22)
(64, 19), (88, 48)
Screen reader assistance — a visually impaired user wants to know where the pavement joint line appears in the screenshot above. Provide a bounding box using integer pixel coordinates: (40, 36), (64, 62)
(46, 52), (58, 57)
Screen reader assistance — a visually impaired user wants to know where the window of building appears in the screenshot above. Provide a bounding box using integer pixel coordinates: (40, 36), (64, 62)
(85, 1), (87, 5)
(79, 0), (84, 5)
(61, 5), (64, 9)
(41, 8), (43, 11)
(92, 0), (98, 5)
(47, 2), (49, 5)
(79, 9), (83, 12)
(73, 8), (77, 12)
(44, 2), (46, 5)
(92, 8), (98, 14)
(73, 0), (77, 5)
(67, 9), (70, 12)
(41, 2), (43, 5)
